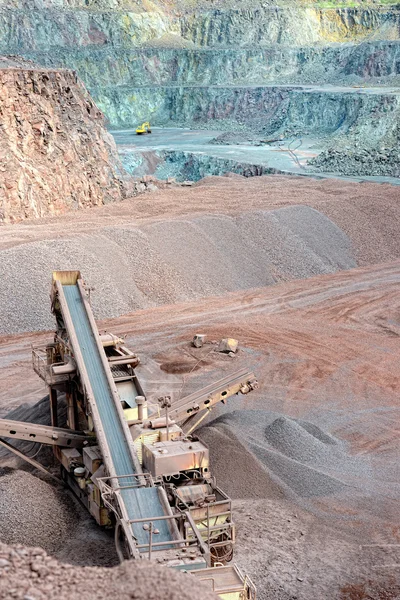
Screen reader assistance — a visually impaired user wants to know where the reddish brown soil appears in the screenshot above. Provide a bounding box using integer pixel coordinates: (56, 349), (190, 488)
(1, 175), (400, 598)
(0, 175), (399, 268)
(1, 259), (399, 597)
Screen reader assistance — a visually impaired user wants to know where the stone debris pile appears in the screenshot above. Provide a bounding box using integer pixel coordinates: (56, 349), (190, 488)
(0, 543), (218, 600)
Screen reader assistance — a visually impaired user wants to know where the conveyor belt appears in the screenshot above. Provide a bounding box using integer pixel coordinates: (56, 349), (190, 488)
(62, 284), (172, 548)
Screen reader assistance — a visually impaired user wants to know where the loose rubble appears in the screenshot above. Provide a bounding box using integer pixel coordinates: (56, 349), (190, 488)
(0, 469), (77, 553)
(309, 144), (400, 178)
(0, 543), (218, 600)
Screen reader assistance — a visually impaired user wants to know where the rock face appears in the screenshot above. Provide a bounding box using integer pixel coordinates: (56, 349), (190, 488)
(101, 85), (400, 144)
(0, 2), (400, 130)
(0, 66), (129, 223)
(121, 148), (279, 181)
(21, 41), (400, 90)
(0, 1), (399, 179)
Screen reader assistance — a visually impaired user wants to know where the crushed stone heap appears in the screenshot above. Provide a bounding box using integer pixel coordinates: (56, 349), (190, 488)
(0, 468), (77, 553)
(0, 64), (132, 223)
(0, 542), (218, 600)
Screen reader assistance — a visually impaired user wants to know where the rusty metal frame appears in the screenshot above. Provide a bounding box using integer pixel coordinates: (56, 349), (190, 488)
(163, 369), (258, 433)
(0, 418), (92, 448)
(0, 438), (62, 484)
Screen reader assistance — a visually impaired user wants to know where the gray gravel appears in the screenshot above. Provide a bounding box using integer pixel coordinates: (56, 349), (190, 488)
(0, 206), (356, 334)
(0, 543), (219, 600)
(201, 411), (374, 505)
(309, 145), (400, 178)
(0, 468), (78, 553)
(264, 416), (341, 463)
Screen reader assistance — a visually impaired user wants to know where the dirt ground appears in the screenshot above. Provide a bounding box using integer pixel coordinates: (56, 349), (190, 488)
(1, 256), (400, 598)
(0, 175), (400, 598)
(1, 174), (399, 268)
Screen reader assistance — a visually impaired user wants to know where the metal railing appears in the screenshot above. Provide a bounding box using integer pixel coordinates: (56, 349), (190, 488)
(127, 510), (210, 562)
(174, 487), (235, 550)
(32, 345), (73, 385)
(31, 347), (49, 382)
(97, 472), (154, 493)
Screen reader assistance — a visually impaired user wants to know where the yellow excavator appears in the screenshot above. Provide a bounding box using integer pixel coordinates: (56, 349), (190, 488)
(136, 121), (151, 135)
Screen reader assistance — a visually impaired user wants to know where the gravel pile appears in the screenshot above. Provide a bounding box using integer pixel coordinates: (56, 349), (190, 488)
(209, 132), (267, 146)
(198, 424), (285, 500)
(0, 468), (78, 553)
(0, 206), (355, 334)
(309, 145), (400, 178)
(201, 411), (373, 503)
(248, 440), (346, 498)
(264, 416), (340, 463)
(0, 543), (218, 600)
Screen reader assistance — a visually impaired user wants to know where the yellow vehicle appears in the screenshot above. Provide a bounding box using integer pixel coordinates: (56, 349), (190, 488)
(136, 121), (151, 134)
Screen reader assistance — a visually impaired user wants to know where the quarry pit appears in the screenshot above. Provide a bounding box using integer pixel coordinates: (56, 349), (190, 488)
(0, 1), (400, 600)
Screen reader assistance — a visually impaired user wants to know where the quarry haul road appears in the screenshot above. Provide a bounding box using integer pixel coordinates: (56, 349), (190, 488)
(100, 260), (400, 338)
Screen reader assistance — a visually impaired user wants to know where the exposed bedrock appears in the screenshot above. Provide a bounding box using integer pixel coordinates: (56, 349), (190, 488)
(97, 85), (400, 147)
(18, 42), (400, 89)
(0, 5), (398, 52)
(0, 67), (130, 223)
(121, 149), (279, 181)
(1, 3), (400, 137)
(180, 6), (400, 46)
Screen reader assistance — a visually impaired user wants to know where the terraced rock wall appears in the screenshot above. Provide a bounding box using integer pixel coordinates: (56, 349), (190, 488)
(1, 2), (400, 129)
(16, 42), (400, 89)
(1, 0), (399, 177)
(100, 86), (400, 146)
(1, 4), (399, 51)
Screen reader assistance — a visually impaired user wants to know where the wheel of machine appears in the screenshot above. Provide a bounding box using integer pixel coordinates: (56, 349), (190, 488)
(115, 521), (132, 562)
(210, 539), (234, 565)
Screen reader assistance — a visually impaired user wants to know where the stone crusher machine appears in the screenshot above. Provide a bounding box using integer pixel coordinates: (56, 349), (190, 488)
(0, 271), (258, 599)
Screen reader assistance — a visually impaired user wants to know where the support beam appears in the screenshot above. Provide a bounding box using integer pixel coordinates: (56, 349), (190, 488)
(162, 369), (257, 430)
(0, 418), (92, 448)
(66, 390), (76, 430)
(0, 438), (62, 484)
(49, 387), (58, 427)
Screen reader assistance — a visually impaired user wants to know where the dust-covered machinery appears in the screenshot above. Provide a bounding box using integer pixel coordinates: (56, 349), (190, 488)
(0, 271), (258, 598)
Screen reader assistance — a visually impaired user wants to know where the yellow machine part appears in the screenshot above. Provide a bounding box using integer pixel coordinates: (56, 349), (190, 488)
(136, 121), (151, 134)
(133, 429), (160, 464)
(52, 270), (81, 285)
(123, 405), (148, 423)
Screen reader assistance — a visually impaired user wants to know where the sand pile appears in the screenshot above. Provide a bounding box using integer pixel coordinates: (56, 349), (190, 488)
(0, 543), (218, 600)
(0, 206), (355, 334)
(0, 468), (78, 553)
